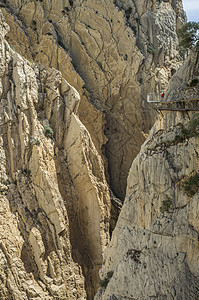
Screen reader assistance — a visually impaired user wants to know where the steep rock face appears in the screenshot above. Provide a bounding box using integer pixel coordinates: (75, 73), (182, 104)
(1, 0), (185, 199)
(95, 54), (199, 299)
(0, 11), (110, 299)
(166, 52), (199, 100)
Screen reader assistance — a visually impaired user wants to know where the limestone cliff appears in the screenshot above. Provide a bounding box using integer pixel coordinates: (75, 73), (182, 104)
(166, 52), (199, 101)
(0, 11), (110, 299)
(1, 0), (185, 199)
(0, 1), (188, 299)
(95, 53), (199, 299)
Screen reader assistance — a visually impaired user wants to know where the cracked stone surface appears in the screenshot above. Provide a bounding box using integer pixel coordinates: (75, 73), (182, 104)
(1, 0), (185, 199)
(0, 1), (195, 299)
(0, 11), (110, 299)
(165, 52), (199, 101)
(95, 54), (199, 299)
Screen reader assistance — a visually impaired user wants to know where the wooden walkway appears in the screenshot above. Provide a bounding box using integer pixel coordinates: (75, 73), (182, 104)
(155, 98), (199, 112)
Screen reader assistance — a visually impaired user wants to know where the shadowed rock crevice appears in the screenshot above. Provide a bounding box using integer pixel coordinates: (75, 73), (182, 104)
(55, 152), (99, 299)
(2, 0), (185, 200)
(0, 1), (192, 299)
(95, 54), (199, 300)
(0, 12), (111, 298)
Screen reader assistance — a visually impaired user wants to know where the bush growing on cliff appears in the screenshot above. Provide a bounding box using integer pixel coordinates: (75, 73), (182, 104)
(100, 271), (114, 289)
(3, 180), (10, 186)
(189, 78), (199, 87)
(178, 21), (199, 53)
(175, 114), (199, 142)
(160, 197), (172, 213)
(29, 137), (40, 146)
(184, 174), (199, 196)
(44, 125), (54, 139)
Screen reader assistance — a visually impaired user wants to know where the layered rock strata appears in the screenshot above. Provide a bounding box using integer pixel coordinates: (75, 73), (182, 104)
(1, 0), (185, 199)
(95, 53), (199, 299)
(0, 11), (110, 299)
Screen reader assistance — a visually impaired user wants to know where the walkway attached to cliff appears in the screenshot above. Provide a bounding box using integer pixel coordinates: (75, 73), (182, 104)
(147, 93), (199, 111)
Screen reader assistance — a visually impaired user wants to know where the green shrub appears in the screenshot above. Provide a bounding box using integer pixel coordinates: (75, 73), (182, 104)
(178, 21), (199, 52)
(29, 137), (40, 146)
(189, 114), (199, 135)
(175, 114), (199, 142)
(147, 48), (158, 54)
(174, 134), (184, 143)
(3, 180), (10, 186)
(184, 174), (199, 196)
(189, 78), (199, 87)
(160, 197), (172, 213)
(100, 271), (114, 289)
(44, 125), (54, 139)
(9, 44), (15, 51)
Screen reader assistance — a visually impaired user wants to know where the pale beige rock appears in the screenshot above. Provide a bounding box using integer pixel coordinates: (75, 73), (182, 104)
(2, 0), (185, 199)
(95, 54), (199, 299)
(166, 52), (199, 100)
(0, 10), (110, 299)
(64, 112), (111, 296)
(0, 1), (190, 298)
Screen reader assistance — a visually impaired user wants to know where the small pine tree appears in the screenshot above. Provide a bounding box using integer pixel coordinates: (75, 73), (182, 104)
(178, 21), (199, 53)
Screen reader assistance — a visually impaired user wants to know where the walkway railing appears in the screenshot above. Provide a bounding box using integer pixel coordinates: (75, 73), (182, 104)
(147, 93), (163, 103)
(147, 93), (199, 103)
(147, 93), (199, 111)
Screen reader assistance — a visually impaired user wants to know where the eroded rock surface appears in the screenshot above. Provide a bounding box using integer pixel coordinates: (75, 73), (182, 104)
(1, 0), (185, 199)
(95, 53), (199, 300)
(0, 11), (110, 299)
(166, 52), (199, 101)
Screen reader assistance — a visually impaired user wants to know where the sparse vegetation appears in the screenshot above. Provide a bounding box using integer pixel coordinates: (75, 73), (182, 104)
(44, 125), (54, 139)
(8, 44), (15, 51)
(29, 137), (40, 146)
(174, 133), (184, 143)
(100, 271), (114, 289)
(160, 196), (172, 213)
(175, 114), (199, 142)
(189, 78), (199, 87)
(22, 169), (31, 176)
(147, 47), (158, 54)
(178, 21), (199, 54)
(3, 180), (10, 186)
(184, 173), (199, 196)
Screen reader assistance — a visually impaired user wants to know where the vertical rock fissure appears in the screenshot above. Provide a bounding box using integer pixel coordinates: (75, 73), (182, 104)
(55, 153), (97, 299)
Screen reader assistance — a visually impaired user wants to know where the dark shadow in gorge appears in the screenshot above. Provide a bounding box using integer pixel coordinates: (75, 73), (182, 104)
(55, 151), (98, 300)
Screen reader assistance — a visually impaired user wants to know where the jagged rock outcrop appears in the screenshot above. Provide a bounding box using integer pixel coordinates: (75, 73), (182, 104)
(95, 53), (199, 299)
(0, 0), (190, 298)
(1, 0), (185, 199)
(0, 11), (110, 299)
(166, 51), (199, 100)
